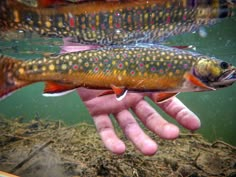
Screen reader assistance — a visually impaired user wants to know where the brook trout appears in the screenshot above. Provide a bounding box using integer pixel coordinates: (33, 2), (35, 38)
(0, 0), (233, 45)
(0, 45), (235, 101)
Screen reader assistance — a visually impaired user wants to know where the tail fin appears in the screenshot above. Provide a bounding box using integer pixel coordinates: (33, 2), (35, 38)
(0, 0), (11, 31)
(0, 55), (30, 100)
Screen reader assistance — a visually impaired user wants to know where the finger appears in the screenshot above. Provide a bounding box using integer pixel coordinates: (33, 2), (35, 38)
(93, 114), (126, 154)
(114, 110), (157, 155)
(156, 97), (201, 131)
(77, 88), (105, 101)
(84, 93), (144, 116)
(132, 100), (180, 139)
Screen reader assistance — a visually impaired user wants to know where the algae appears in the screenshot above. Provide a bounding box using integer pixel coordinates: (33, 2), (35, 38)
(0, 115), (235, 177)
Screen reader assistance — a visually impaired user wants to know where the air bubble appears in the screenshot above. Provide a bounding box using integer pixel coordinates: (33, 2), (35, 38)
(199, 27), (207, 38)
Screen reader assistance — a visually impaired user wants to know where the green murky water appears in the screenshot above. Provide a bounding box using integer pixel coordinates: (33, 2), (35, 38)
(0, 17), (235, 146)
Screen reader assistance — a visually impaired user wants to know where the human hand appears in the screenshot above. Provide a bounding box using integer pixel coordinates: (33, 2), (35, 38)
(77, 88), (201, 155)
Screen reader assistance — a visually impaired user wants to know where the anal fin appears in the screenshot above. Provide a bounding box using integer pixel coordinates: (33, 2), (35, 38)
(153, 92), (179, 103)
(43, 81), (79, 97)
(97, 90), (114, 97)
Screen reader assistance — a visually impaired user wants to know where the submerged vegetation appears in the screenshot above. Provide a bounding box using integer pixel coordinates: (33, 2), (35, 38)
(0, 115), (235, 177)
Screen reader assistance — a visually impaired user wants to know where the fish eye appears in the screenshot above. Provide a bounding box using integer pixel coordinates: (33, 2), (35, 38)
(220, 62), (229, 69)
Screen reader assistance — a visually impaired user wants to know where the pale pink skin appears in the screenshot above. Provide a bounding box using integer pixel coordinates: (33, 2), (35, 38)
(78, 89), (201, 155)
(61, 38), (201, 155)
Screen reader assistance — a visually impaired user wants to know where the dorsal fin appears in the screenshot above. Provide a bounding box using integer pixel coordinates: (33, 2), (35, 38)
(60, 37), (101, 54)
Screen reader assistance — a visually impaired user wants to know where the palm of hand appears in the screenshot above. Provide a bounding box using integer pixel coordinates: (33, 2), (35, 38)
(77, 88), (200, 155)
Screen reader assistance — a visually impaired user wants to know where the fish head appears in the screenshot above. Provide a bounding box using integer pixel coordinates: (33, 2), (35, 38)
(194, 57), (236, 89)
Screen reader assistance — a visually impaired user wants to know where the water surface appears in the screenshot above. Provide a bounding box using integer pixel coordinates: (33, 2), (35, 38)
(0, 16), (235, 145)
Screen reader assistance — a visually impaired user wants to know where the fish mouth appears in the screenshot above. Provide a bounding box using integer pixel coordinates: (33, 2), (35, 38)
(211, 69), (236, 88)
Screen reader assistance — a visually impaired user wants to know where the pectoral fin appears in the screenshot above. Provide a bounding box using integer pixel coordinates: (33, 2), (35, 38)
(153, 92), (179, 103)
(43, 81), (78, 97)
(184, 73), (215, 90)
(110, 85), (128, 101)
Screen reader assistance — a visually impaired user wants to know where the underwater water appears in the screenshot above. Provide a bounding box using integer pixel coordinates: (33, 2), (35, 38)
(0, 16), (235, 147)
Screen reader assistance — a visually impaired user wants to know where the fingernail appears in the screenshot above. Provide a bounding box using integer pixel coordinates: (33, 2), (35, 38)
(182, 113), (201, 131)
(141, 139), (158, 156)
(107, 139), (126, 155)
(162, 124), (179, 139)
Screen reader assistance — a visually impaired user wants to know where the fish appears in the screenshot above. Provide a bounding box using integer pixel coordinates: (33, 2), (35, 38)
(16, 0), (65, 8)
(0, 170), (19, 177)
(0, 0), (233, 45)
(0, 45), (235, 101)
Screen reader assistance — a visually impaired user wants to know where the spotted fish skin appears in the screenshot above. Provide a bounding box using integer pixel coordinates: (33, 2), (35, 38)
(1, 45), (235, 100)
(0, 0), (233, 45)
(0, 46), (195, 91)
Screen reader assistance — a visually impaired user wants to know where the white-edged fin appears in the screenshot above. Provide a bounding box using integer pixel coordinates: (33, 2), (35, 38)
(0, 170), (19, 177)
(116, 89), (128, 101)
(0, 91), (15, 101)
(110, 84), (128, 101)
(153, 92), (179, 103)
(43, 89), (76, 97)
